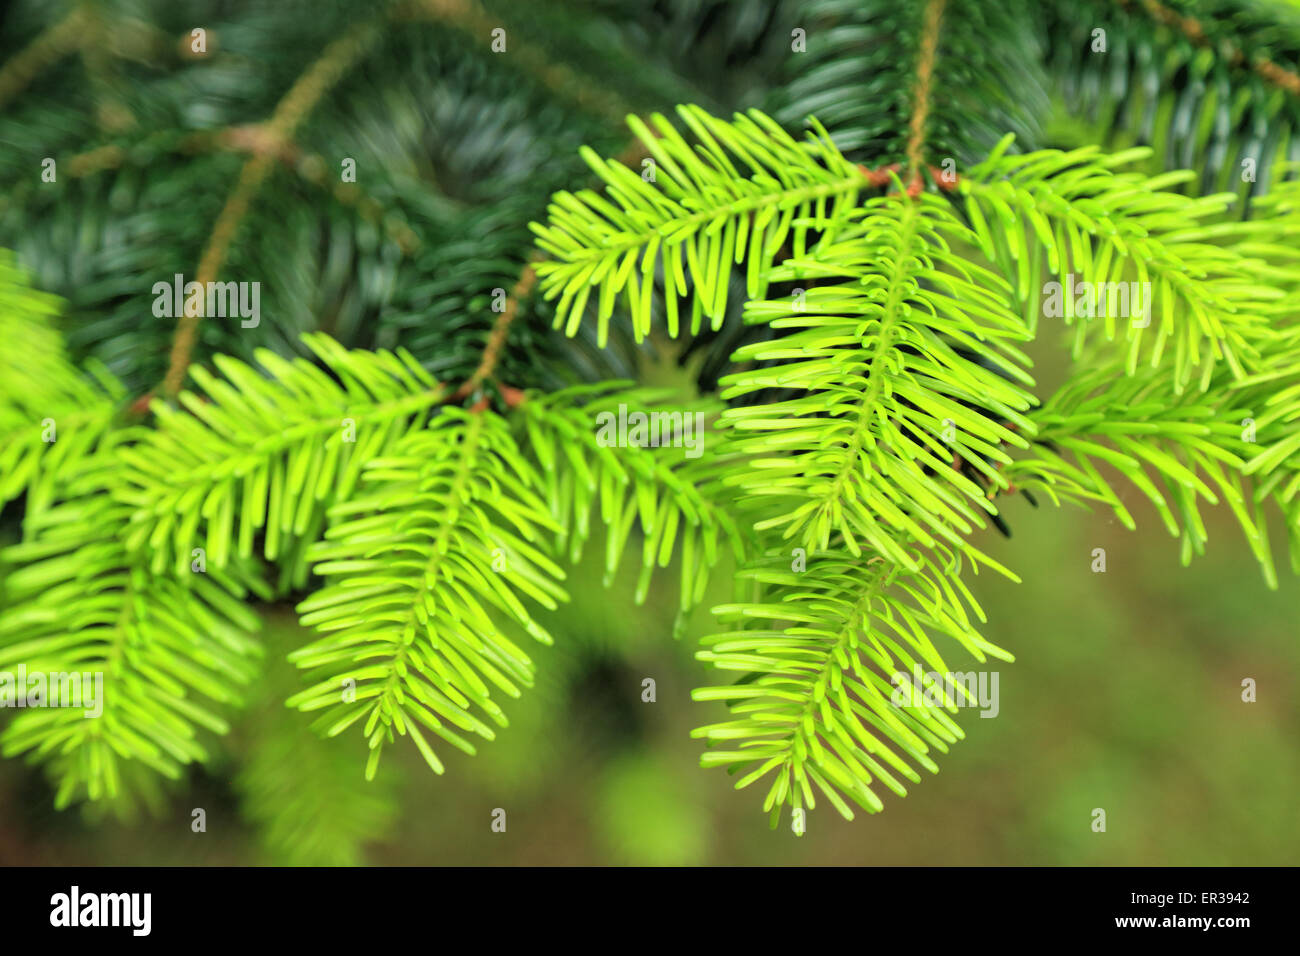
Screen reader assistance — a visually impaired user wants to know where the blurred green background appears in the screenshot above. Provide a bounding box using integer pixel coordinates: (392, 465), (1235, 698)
(2, 338), (1296, 866)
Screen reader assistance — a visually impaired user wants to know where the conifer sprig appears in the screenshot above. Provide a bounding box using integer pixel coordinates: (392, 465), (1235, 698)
(115, 334), (447, 583)
(715, 191), (1035, 573)
(692, 545), (1010, 824)
(287, 406), (567, 779)
(0, 446), (270, 807)
(3, 0), (1300, 839)
(0, 254), (121, 522)
(530, 104), (869, 344)
(518, 383), (753, 622)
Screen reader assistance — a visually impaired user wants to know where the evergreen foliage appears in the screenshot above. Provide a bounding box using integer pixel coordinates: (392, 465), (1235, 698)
(1, 0), (1298, 856)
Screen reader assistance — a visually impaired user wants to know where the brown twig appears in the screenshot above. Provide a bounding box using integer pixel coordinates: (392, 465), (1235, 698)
(904, 0), (947, 192)
(858, 162), (901, 187)
(161, 22), (384, 396)
(0, 6), (89, 110)
(451, 259), (541, 401)
(64, 144), (128, 178)
(60, 130), (419, 255)
(1128, 0), (1300, 97)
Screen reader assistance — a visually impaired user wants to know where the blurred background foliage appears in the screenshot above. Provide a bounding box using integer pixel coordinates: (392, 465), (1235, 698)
(0, 0), (1298, 863)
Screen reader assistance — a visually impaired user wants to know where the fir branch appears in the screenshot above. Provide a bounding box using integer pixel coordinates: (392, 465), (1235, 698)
(1008, 360), (1274, 581)
(118, 335), (448, 583)
(960, 140), (1292, 389)
(1044, 0), (1300, 195)
(288, 406), (567, 779)
(1126, 0), (1300, 96)
(716, 192), (1035, 574)
(692, 545), (1010, 826)
(0, 449), (270, 807)
(773, 0), (1049, 166)
(0, 254), (122, 522)
(5, 0), (1300, 838)
(531, 105), (872, 343)
(519, 383), (755, 624)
